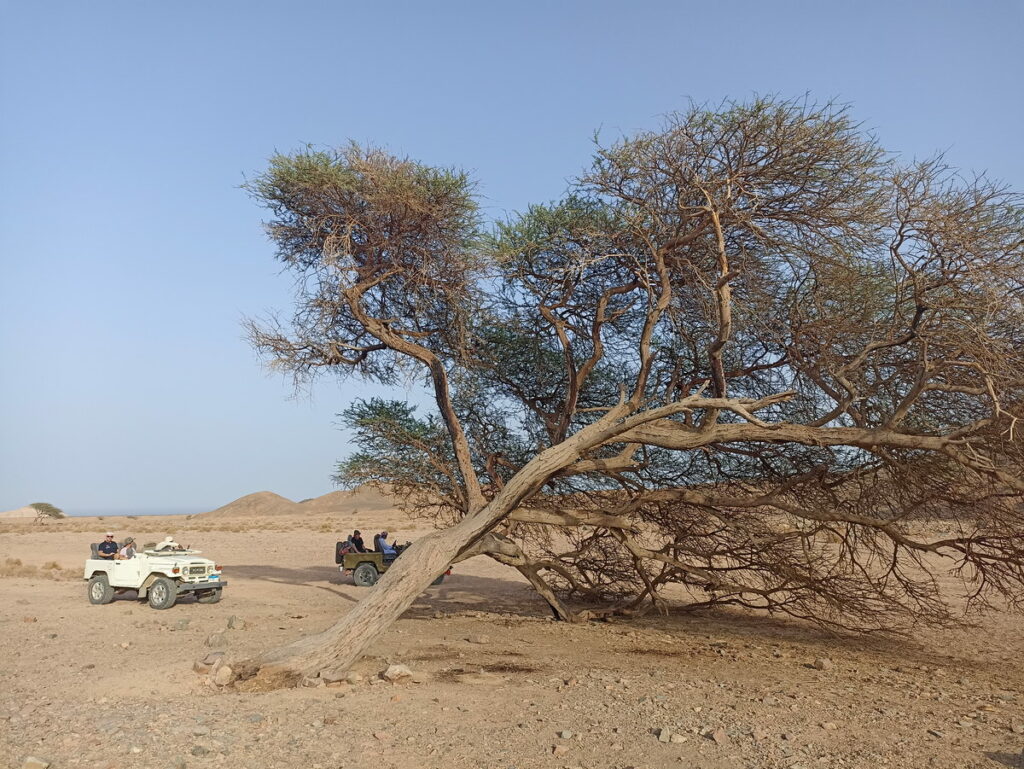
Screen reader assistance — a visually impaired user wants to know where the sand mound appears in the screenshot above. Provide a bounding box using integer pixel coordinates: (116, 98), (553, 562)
(0, 506), (38, 519)
(299, 485), (400, 515)
(200, 491), (300, 518)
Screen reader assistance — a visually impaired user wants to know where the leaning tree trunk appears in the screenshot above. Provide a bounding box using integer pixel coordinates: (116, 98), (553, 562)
(233, 411), (629, 687)
(234, 522), (478, 686)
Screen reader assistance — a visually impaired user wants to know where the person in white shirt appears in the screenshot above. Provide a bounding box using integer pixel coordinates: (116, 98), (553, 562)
(117, 536), (137, 559)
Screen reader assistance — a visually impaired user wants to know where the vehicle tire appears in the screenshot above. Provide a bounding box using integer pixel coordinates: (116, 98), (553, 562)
(352, 562), (379, 587)
(197, 588), (222, 604)
(147, 576), (178, 609)
(87, 574), (114, 605)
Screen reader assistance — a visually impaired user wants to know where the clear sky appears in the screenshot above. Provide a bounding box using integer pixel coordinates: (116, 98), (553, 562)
(1, 1), (1022, 515)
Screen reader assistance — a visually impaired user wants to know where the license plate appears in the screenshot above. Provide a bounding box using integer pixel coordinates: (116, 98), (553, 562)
(208, 575), (219, 581)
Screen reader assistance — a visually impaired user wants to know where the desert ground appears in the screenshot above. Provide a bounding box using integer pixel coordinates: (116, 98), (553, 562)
(1, 499), (1023, 769)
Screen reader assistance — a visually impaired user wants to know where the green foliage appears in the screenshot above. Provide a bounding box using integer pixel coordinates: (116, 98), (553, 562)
(29, 502), (64, 519)
(333, 399), (455, 491)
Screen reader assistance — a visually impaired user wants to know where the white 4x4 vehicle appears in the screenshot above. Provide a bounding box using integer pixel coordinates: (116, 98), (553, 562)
(85, 537), (226, 610)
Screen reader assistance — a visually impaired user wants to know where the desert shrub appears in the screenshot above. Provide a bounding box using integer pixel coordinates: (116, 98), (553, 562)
(0, 558), (77, 580)
(29, 502), (64, 519)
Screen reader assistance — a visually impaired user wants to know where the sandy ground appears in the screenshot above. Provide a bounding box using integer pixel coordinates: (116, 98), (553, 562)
(1, 514), (1023, 769)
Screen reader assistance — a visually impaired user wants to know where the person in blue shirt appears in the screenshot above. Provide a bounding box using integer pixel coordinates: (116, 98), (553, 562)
(97, 533), (118, 559)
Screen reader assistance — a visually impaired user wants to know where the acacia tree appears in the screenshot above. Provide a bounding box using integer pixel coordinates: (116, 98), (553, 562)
(238, 99), (1024, 686)
(29, 502), (64, 523)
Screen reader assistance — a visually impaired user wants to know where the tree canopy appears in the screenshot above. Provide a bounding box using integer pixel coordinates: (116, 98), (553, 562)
(240, 97), (1024, 684)
(29, 502), (64, 520)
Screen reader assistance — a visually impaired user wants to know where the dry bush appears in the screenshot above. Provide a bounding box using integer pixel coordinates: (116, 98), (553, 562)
(0, 558), (78, 581)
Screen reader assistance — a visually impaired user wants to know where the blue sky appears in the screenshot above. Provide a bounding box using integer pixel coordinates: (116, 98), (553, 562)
(1, 1), (1022, 514)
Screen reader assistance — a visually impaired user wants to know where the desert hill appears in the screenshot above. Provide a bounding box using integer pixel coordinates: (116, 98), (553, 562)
(298, 485), (399, 514)
(199, 491), (301, 518)
(198, 485), (402, 518)
(0, 506), (39, 519)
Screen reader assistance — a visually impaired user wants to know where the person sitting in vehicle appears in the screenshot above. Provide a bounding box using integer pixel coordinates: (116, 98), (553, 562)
(378, 531), (398, 557)
(153, 536), (184, 552)
(97, 533), (118, 559)
(350, 530), (367, 553)
(116, 536), (137, 560)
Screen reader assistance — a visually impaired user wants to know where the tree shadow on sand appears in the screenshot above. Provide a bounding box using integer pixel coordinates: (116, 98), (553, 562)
(985, 752), (1024, 768)
(222, 566), (1000, 674)
(226, 564), (357, 602)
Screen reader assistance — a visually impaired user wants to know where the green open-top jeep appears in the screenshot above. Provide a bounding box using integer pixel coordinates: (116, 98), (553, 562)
(334, 540), (448, 587)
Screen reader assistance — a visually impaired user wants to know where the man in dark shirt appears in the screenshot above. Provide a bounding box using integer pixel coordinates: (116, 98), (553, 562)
(351, 530), (366, 553)
(97, 533), (118, 559)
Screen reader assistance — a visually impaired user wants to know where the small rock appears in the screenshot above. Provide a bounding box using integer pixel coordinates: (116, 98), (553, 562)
(558, 730), (573, 739)
(205, 632), (225, 647)
(467, 634), (491, 644)
(1011, 721), (1024, 735)
(373, 731), (391, 742)
(711, 727), (728, 744)
(552, 745), (569, 756)
(212, 664), (234, 686)
(21, 758), (50, 769)
(382, 664), (413, 682)
(247, 714), (264, 723)
(928, 729), (945, 738)
(345, 672), (363, 685)
(119, 642), (131, 649)
(191, 746), (209, 757)
(22, 616), (37, 623)
(813, 658), (833, 671)
(321, 670), (348, 685)
(822, 721), (838, 731)
(193, 652), (225, 675)
(227, 615), (246, 630)
(670, 733), (688, 743)
(432, 611), (445, 619)
(301, 676), (324, 688)
(656, 728), (672, 743)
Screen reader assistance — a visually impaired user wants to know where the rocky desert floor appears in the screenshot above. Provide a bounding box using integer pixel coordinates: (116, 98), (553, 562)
(1, 514), (1023, 769)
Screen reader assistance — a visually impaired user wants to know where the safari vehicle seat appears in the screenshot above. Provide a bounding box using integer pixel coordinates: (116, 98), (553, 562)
(336, 538), (361, 563)
(91, 541), (119, 558)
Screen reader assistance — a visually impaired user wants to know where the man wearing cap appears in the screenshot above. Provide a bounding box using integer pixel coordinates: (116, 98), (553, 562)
(117, 536), (137, 560)
(97, 533), (118, 559)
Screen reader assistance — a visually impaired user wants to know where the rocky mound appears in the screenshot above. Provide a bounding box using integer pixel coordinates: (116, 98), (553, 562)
(199, 491), (301, 518)
(298, 485), (400, 514)
(0, 506), (38, 519)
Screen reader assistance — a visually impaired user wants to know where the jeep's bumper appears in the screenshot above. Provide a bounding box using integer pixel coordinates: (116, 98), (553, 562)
(176, 580), (227, 594)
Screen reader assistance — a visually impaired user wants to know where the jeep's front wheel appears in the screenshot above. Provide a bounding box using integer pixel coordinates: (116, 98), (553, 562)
(352, 562), (379, 587)
(87, 574), (114, 605)
(197, 588), (222, 604)
(147, 576), (178, 610)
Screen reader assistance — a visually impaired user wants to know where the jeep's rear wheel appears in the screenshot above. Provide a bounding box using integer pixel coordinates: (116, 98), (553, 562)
(352, 562), (379, 587)
(147, 576), (178, 609)
(197, 588), (222, 604)
(88, 574), (114, 605)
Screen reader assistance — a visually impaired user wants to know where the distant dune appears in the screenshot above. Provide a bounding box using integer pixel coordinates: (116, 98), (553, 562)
(198, 485), (402, 518)
(0, 506), (39, 519)
(199, 491), (301, 518)
(298, 485), (399, 514)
